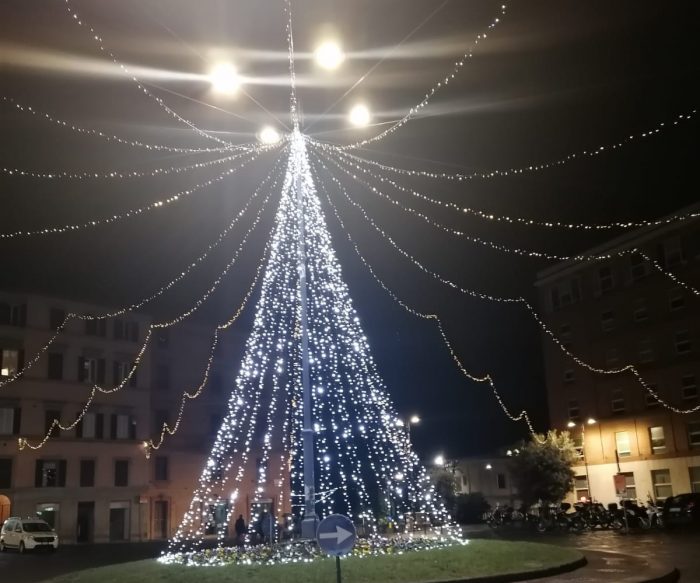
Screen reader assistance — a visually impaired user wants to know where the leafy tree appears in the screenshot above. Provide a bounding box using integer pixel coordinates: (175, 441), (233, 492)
(509, 430), (577, 508)
(454, 492), (490, 524)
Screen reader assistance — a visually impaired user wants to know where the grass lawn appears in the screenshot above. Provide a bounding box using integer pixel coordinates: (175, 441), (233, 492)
(41, 540), (583, 583)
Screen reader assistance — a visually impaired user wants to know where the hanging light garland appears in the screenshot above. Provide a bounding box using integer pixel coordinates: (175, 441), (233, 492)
(0, 148), (278, 240)
(315, 150), (699, 296)
(314, 157), (700, 415)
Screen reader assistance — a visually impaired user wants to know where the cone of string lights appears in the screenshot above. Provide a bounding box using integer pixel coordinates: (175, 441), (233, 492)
(160, 132), (459, 566)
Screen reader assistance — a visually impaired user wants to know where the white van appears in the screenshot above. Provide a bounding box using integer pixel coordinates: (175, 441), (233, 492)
(0, 517), (59, 552)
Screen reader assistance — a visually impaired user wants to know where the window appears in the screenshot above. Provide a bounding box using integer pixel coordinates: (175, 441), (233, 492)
(601, 310), (615, 332)
(645, 387), (661, 409)
(597, 266), (614, 293)
(35, 460), (67, 488)
(690, 467), (700, 494)
(669, 289), (685, 312)
(563, 369), (575, 384)
(649, 426), (666, 454)
(559, 323), (573, 350)
(85, 319), (106, 337)
(682, 375), (698, 400)
(154, 456), (169, 482)
(77, 412), (99, 439)
(675, 330), (692, 355)
(47, 352), (63, 380)
(1, 349), (19, 377)
(550, 278), (581, 311)
(615, 431), (631, 457)
(78, 357), (105, 384)
(662, 236), (684, 268)
(632, 299), (649, 323)
(630, 254), (649, 281)
(49, 308), (66, 330)
(80, 460), (95, 487)
(0, 458), (11, 488)
(638, 337), (654, 363)
(611, 389), (626, 415)
(0, 303), (27, 327)
(113, 361), (137, 388)
(155, 365), (170, 391)
(688, 422), (700, 448)
(114, 460), (129, 487)
(497, 473), (506, 490)
(605, 348), (620, 365)
(651, 469), (673, 500)
(114, 319), (139, 342)
(44, 410), (61, 437)
(567, 400), (580, 422)
(111, 414), (135, 440)
(620, 472), (636, 499)
(0, 406), (20, 435)
(574, 475), (589, 500)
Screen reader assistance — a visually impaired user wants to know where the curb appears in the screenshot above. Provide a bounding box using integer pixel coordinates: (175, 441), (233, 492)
(642, 567), (680, 583)
(433, 555), (588, 583)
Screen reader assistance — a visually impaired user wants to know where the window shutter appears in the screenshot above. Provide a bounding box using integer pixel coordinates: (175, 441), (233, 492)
(58, 460), (67, 487)
(12, 407), (21, 435)
(129, 416), (136, 440)
(97, 359), (106, 384)
(78, 357), (86, 382)
(35, 460), (43, 487)
(75, 412), (83, 438)
(113, 361), (120, 384)
(110, 414), (117, 440)
(95, 413), (104, 439)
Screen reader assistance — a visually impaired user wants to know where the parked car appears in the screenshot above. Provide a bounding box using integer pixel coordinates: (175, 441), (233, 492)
(662, 493), (700, 527)
(0, 517), (59, 552)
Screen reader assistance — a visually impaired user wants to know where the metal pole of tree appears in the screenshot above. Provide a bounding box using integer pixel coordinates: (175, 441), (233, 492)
(296, 142), (318, 539)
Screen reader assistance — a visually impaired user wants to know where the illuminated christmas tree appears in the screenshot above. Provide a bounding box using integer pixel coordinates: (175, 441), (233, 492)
(167, 132), (452, 560)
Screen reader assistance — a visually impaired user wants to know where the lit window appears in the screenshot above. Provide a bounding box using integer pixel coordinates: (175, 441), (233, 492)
(81, 412), (96, 439)
(0, 349), (19, 377)
(611, 389), (626, 415)
(620, 472), (636, 499)
(675, 330), (692, 355)
(601, 310), (616, 332)
(681, 375), (698, 401)
(615, 431), (631, 457)
(651, 469), (672, 500)
(688, 422), (700, 449)
(574, 475), (589, 500)
(649, 426), (666, 454)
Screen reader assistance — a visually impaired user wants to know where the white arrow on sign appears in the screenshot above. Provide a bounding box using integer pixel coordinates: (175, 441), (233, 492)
(319, 525), (353, 545)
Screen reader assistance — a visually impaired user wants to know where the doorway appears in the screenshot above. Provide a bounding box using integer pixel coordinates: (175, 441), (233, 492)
(76, 502), (94, 543)
(153, 500), (169, 539)
(0, 495), (10, 524)
(109, 502), (130, 541)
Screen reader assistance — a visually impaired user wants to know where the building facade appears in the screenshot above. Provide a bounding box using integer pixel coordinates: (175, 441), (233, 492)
(535, 207), (700, 505)
(0, 292), (289, 544)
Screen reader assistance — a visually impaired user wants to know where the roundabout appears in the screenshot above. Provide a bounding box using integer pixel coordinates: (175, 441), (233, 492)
(38, 540), (584, 583)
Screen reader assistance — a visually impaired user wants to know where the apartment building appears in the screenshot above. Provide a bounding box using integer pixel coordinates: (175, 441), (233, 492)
(535, 205), (700, 505)
(0, 292), (289, 543)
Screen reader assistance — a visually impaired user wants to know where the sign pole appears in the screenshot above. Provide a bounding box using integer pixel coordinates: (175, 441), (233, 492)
(336, 556), (342, 583)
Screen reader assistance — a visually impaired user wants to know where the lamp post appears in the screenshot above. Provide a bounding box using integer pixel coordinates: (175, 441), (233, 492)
(568, 418), (597, 501)
(396, 414), (420, 455)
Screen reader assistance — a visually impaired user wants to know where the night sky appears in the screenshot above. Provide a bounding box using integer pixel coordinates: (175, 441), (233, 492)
(0, 1), (698, 458)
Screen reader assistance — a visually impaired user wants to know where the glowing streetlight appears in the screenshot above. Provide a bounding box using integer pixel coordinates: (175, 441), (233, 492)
(314, 41), (345, 70)
(209, 62), (241, 95)
(349, 103), (371, 127)
(434, 454), (445, 466)
(587, 417), (597, 425)
(567, 421), (576, 428)
(258, 126), (281, 145)
(410, 415), (421, 425)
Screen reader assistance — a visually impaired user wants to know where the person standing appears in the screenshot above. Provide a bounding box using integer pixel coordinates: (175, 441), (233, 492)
(234, 514), (246, 546)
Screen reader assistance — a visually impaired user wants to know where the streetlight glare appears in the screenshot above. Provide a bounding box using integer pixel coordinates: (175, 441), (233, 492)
(209, 62), (241, 94)
(314, 40), (345, 70)
(259, 126), (281, 144)
(434, 454), (445, 466)
(587, 417), (597, 425)
(349, 103), (371, 127)
(567, 421), (576, 428)
(410, 415), (420, 424)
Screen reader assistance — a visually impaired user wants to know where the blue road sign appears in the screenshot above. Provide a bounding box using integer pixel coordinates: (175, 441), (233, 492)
(316, 514), (356, 557)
